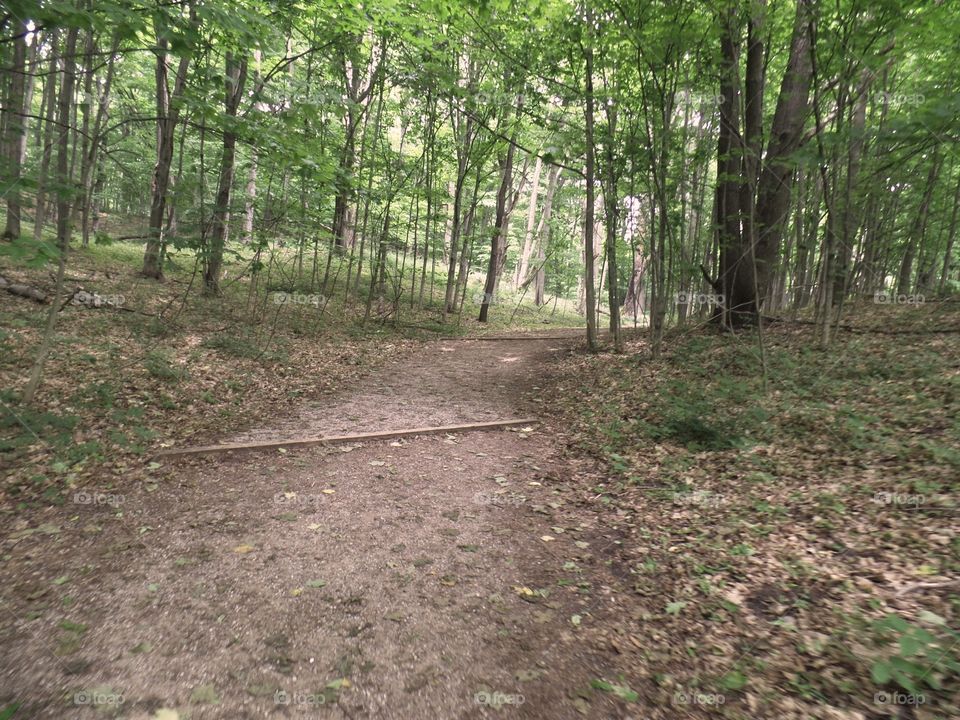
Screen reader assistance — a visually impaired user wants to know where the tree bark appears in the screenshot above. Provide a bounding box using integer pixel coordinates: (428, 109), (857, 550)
(716, 10), (747, 326)
(753, 0), (815, 304)
(22, 26), (80, 404)
(583, 33), (597, 350)
(204, 53), (248, 296)
(2, 20), (29, 239)
(515, 155), (543, 288)
(32, 29), (59, 242)
(142, 7), (194, 279)
(479, 96), (519, 322)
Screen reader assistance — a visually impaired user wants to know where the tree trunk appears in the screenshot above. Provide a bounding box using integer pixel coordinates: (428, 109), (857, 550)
(716, 11), (747, 326)
(142, 8), (194, 279)
(938, 171), (960, 293)
(583, 34), (597, 350)
(753, 0), (815, 304)
(479, 103), (518, 322)
(22, 26), (80, 404)
(204, 53), (248, 296)
(32, 29), (59, 242)
(897, 154), (941, 295)
(2, 20), (29, 240)
(515, 155), (543, 288)
(602, 100), (621, 350)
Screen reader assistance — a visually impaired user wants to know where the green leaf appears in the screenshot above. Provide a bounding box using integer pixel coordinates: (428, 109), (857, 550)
(59, 620), (87, 634)
(0, 703), (22, 720)
(190, 684), (220, 704)
(720, 671), (747, 690)
(871, 660), (892, 685)
(665, 601), (687, 615)
(590, 679), (638, 702)
(917, 610), (947, 627)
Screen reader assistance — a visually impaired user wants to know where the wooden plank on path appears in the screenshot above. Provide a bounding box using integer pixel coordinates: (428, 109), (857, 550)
(155, 418), (540, 460)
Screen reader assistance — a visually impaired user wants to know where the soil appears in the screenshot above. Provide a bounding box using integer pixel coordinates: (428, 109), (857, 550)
(0, 335), (644, 719)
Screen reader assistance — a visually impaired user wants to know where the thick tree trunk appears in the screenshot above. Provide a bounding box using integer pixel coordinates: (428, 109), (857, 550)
(716, 11), (748, 326)
(753, 0), (815, 304)
(736, 1), (766, 315)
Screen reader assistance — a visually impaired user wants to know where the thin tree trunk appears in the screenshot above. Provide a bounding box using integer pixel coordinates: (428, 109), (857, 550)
(2, 19), (29, 239)
(479, 98), (518, 322)
(583, 33), (597, 350)
(32, 29), (59, 242)
(897, 154), (941, 295)
(142, 7), (194, 279)
(204, 53), (248, 295)
(515, 155), (543, 287)
(22, 26), (80, 404)
(938, 171), (960, 293)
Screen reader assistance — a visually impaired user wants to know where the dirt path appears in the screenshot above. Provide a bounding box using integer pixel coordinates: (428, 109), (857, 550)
(0, 336), (641, 719)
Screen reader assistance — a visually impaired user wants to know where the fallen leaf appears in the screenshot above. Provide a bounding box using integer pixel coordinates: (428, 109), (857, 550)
(190, 684), (220, 704)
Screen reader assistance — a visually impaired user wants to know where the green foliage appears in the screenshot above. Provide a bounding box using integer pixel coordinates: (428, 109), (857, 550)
(870, 613), (960, 693)
(143, 350), (185, 381)
(202, 333), (261, 359)
(642, 380), (751, 451)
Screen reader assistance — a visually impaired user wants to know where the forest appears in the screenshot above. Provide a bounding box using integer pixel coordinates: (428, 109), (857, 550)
(0, 0), (958, 718)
